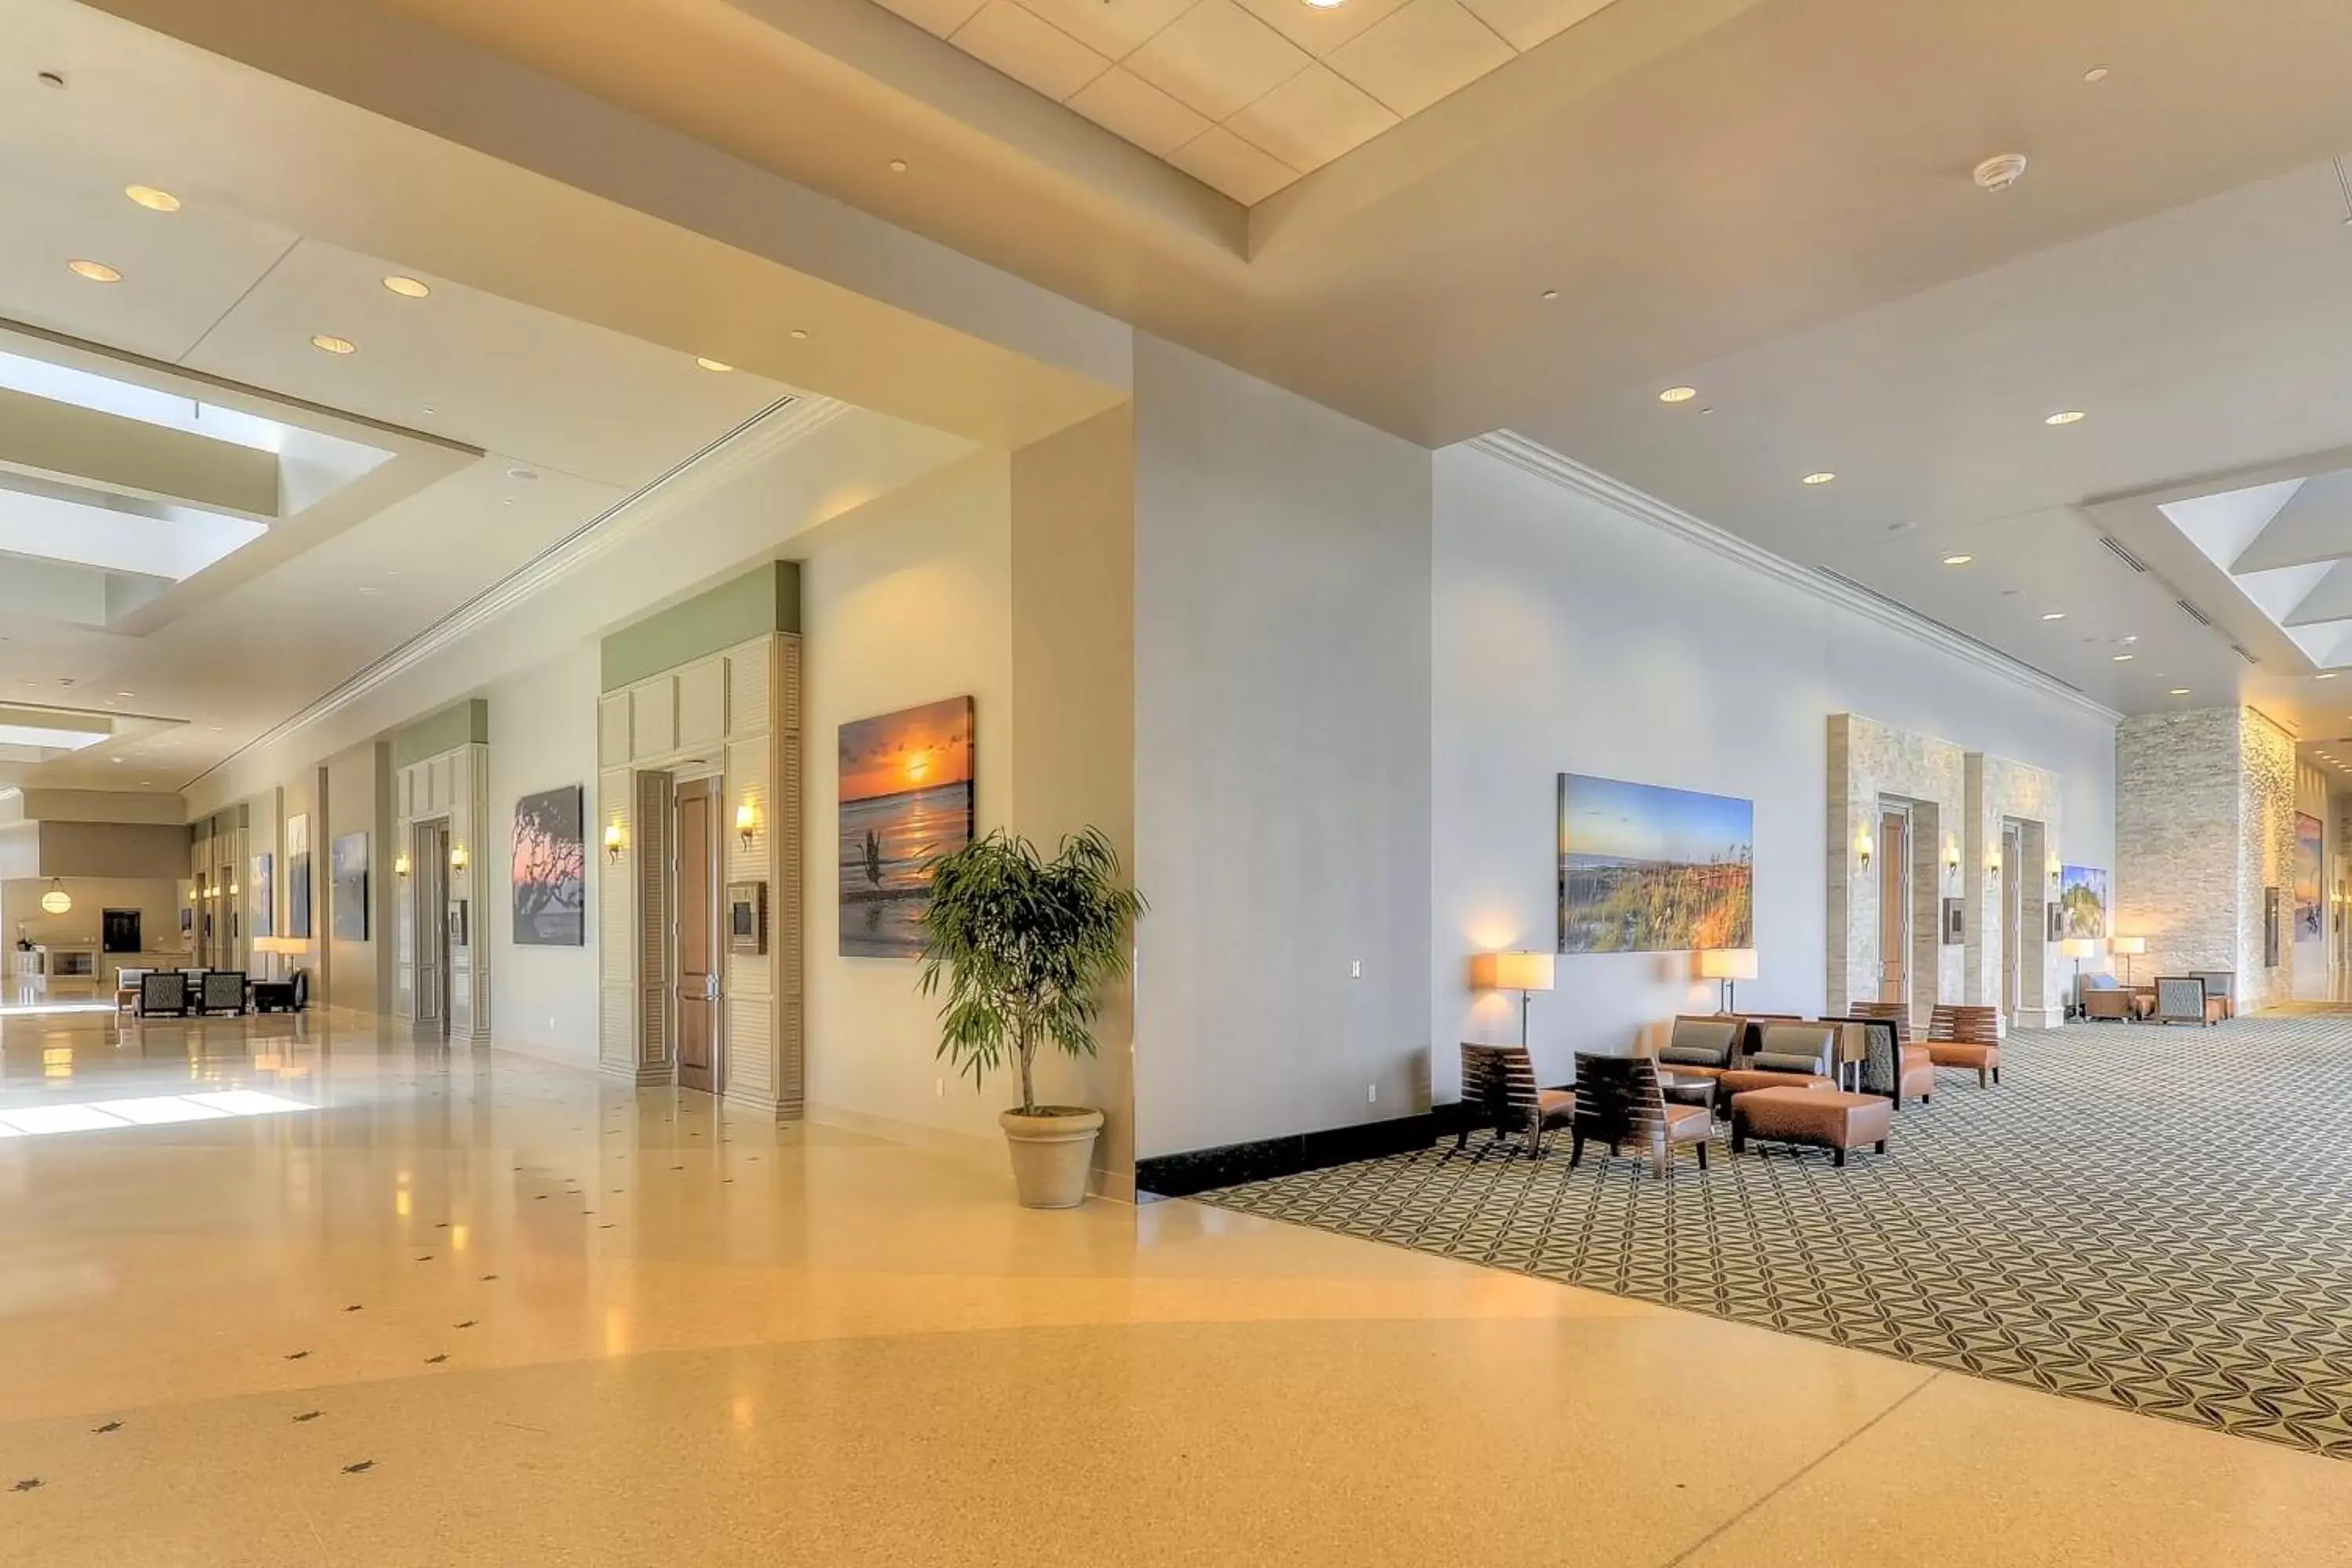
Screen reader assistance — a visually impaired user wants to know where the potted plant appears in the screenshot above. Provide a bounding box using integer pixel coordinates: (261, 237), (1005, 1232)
(918, 826), (1144, 1208)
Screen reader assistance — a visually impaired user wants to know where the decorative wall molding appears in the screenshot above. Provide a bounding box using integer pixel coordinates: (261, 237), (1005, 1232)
(1469, 432), (2124, 725)
(189, 394), (844, 790)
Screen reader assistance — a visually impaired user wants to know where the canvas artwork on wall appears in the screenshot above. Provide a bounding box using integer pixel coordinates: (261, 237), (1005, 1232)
(332, 832), (369, 942)
(2058, 865), (2109, 940)
(252, 851), (274, 939)
(2296, 813), (2325, 940)
(839, 695), (975, 958)
(1558, 773), (1753, 954)
(287, 813), (312, 938)
(512, 785), (587, 947)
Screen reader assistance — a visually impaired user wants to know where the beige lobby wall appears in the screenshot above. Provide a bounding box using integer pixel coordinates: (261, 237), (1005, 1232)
(1009, 405), (1138, 1192)
(322, 741), (394, 1013)
(4, 877), (187, 980)
(800, 449), (1021, 1147)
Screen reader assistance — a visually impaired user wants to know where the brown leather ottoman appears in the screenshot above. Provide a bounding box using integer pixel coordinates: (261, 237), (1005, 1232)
(1730, 1087), (1892, 1167)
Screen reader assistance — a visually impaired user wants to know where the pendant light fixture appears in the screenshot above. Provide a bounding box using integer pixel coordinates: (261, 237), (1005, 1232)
(39, 879), (72, 915)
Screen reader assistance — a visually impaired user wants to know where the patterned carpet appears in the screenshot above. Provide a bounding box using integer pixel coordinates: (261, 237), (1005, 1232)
(1199, 1014), (2352, 1460)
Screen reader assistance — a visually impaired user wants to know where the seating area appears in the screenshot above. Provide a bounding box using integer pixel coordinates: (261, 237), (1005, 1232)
(120, 967), (309, 1019)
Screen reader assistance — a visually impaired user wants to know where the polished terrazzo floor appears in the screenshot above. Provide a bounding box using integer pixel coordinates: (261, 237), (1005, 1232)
(1203, 1014), (2352, 1463)
(7, 1007), (2352, 1565)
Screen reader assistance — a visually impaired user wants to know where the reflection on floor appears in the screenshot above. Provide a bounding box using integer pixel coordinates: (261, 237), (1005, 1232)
(1207, 1016), (2352, 1460)
(6, 1008), (2352, 1565)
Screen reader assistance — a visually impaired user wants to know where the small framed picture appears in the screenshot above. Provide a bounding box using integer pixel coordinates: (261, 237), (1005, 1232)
(728, 880), (768, 956)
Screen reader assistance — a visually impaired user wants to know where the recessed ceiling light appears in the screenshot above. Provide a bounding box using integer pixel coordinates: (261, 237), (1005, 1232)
(67, 259), (122, 283)
(2169, 688), (2190, 696)
(358, 586), (379, 595)
(888, 158), (909, 173)
(1303, 0), (1348, 9)
(2320, 673), (2339, 681)
(2045, 410), (2086, 426)
(382, 274), (431, 299)
(1658, 387), (1697, 404)
(114, 690), (132, 698)
(2112, 653), (2134, 662)
(2083, 65), (2109, 82)
(1540, 289), (1558, 301)
(2041, 612), (2066, 621)
(310, 334), (357, 355)
(125, 184), (180, 212)
(789, 329), (808, 341)
(1942, 554), (1973, 566)
(1802, 471), (1837, 485)
(695, 357), (733, 372)
(38, 71), (65, 89)
(506, 466), (539, 481)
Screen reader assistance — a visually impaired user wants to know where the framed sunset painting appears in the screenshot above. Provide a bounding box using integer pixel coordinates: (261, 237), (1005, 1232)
(1559, 773), (1753, 954)
(839, 696), (975, 958)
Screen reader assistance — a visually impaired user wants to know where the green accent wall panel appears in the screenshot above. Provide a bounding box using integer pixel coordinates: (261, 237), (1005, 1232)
(390, 699), (489, 768)
(601, 561), (800, 691)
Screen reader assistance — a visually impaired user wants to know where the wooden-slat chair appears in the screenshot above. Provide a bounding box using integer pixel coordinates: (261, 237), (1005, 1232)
(1454, 1043), (1574, 1159)
(1849, 999), (1912, 1043)
(1570, 1053), (1712, 1178)
(1926, 1003), (2001, 1087)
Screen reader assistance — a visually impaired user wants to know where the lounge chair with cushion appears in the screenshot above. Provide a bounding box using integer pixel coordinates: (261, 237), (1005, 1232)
(1570, 1053), (1712, 1178)
(1454, 1043), (1574, 1159)
(2081, 974), (2137, 1020)
(1926, 1004), (1998, 1088)
(1716, 1021), (1838, 1098)
(1655, 1014), (1742, 1080)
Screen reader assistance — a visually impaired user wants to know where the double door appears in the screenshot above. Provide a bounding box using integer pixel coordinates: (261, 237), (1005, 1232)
(673, 777), (721, 1095)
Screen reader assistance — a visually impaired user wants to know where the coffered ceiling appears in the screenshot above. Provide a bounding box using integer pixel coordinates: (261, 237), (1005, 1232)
(880, 0), (1621, 201)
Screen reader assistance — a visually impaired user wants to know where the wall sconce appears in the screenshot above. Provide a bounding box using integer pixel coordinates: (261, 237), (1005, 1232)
(604, 822), (625, 862)
(735, 799), (758, 850)
(1987, 848), (2002, 876)
(394, 852), (411, 880)
(1944, 837), (1961, 877)
(2046, 853), (2062, 887)
(229, 881), (240, 898)
(449, 844), (469, 873)
(1854, 826), (1872, 873)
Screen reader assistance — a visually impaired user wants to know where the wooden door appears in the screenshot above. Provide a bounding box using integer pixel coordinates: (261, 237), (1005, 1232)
(2001, 826), (2024, 1018)
(1877, 808), (1907, 1003)
(674, 779), (720, 1094)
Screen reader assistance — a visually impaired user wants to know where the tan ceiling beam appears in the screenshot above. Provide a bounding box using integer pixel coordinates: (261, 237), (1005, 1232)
(0, 387), (281, 519)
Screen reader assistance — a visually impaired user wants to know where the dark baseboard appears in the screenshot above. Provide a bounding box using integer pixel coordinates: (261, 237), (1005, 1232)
(1137, 1109), (1444, 1199)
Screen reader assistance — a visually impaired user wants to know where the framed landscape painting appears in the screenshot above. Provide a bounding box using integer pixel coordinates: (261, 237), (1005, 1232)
(331, 832), (368, 942)
(839, 696), (975, 958)
(1559, 773), (1753, 954)
(512, 785), (587, 947)
(287, 813), (312, 938)
(2058, 865), (2108, 939)
(2296, 813), (2325, 939)
(252, 851), (274, 939)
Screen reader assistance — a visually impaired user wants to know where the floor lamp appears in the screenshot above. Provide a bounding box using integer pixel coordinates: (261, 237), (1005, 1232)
(1472, 951), (1555, 1047)
(2060, 937), (2096, 1018)
(2111, 935), (2146, 988)
(1700, 948), (1758, 1014)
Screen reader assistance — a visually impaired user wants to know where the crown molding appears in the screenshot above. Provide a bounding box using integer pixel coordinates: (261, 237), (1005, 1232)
(189, 394), (844, 791)
(1468, 430), (2124, 725)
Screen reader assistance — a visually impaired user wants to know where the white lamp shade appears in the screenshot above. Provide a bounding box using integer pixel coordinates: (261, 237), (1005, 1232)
(2060, 938), (2096, 960)
(1699, 948), (1757, 981)
(1472, 951), (1555, 992)
(2109, 936), (2146, 956)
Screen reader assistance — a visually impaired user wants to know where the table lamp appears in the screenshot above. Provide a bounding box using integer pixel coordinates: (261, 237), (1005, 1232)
(1700, 948), (1758, 1014)
(2110, 935), (2145, 987)
(1472, 950), (1555, 1047)
(2060, 937), (2096, 1017)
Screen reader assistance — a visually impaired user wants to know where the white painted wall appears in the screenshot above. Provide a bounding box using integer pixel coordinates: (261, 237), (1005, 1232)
(1432, 442), (2118, 1096)
(800, 451), (1022, 1144)
(1131, 337), (1435, 1160)
(485, 641), (603, 1062)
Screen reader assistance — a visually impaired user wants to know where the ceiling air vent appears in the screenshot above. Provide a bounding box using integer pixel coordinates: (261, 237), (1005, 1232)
(2100, 535), (2150, 572)
(2232, 644), (2261, 666)
(2176, 597), (2213, 626)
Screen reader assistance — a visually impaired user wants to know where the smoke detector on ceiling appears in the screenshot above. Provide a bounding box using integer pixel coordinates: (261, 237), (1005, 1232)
(1973, 154), (2030, 193)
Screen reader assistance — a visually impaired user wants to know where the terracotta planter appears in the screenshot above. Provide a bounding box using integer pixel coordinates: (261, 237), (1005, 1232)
(999, 1106), (1103, 1208)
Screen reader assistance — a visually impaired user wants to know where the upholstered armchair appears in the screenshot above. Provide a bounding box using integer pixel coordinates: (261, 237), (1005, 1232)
(2187, 971), (2235, 1020)
(2151, 977), (2221, 1026)
(1716, 1022), (1839, 1098)
(1656, 1014), (1742, 1078)
(1570, 1053), (1712, 1178)
(1926, 1004), (1999, 1087)
(1455, 1043), (1574, 1159)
